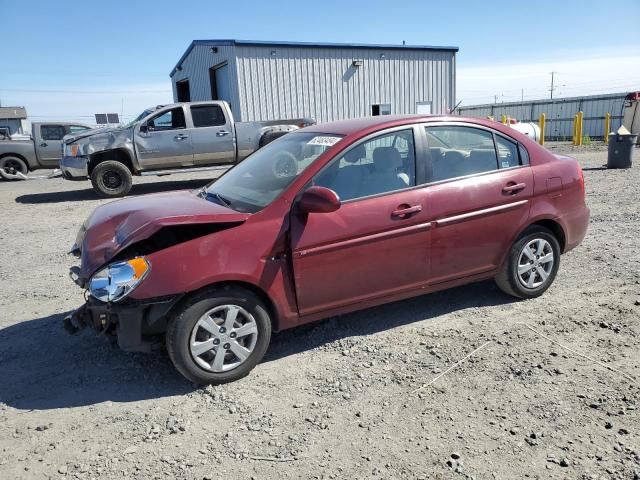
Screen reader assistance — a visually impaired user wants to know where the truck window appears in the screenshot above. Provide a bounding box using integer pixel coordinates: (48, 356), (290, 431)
(147, 108), (186, 131)
(41, 125), (66, 140)
(67, 125), (91, 134)
(190, 105), (226, 128)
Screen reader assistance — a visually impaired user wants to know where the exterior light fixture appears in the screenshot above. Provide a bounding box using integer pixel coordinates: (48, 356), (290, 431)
(210, 47), (218, 53)
(352, 60), (363, 67)
(380, 53), (386, 59)
(270, 50), (277, 56)
(176, 66), (182, 71)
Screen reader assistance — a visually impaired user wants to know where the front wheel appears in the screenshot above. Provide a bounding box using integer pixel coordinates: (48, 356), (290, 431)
(90, 160), (133, 197)
(0, 156), (28, 180)
(495, 226), (561, 299)
(166, 286), (272, 385)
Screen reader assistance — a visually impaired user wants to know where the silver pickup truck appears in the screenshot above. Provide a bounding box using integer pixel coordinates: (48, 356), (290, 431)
(60, 101), (313, 197)
(0, 122), (92, 180)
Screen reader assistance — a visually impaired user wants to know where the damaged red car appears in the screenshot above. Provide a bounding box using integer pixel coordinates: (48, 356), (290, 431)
(66, 115), (589, 384)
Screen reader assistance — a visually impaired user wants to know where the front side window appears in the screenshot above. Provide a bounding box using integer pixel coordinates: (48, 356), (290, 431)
(148, 107), (186, 131)
(191, 105), (226, 128)
(425, 126), (498, 182)
(41, 125), (66, 140)
(67, 125), (91, 134)
(203, 132), (342, 213)
(314, 129), (416, 202)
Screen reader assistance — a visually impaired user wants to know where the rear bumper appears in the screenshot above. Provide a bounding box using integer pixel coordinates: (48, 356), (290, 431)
(60, 155), (89, 179)
(64, 295), (182, 352)
(563, 204), (590, 253)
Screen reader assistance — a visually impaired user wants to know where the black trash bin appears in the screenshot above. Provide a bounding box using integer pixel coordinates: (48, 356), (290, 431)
(607, 133), (637, 169)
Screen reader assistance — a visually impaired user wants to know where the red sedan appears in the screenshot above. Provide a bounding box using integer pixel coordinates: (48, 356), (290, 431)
(66, 115), (589, 384)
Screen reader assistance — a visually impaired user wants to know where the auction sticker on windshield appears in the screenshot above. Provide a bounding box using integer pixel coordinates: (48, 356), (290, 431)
(307, 136), (342, 147)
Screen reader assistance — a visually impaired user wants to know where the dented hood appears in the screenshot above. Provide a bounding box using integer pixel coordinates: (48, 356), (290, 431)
(76, 190), (250, 281)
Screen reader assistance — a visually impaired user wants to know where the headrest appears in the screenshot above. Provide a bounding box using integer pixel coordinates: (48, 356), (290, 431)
(372, 147), (401, 171)
(343, 144), (366, 164)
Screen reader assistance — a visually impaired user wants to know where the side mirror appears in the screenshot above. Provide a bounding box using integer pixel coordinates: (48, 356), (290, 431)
(298, 186), (341, 214)
(139, 124), (148, 133)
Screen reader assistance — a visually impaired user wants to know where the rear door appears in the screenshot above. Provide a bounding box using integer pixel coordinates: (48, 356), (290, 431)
(424, 123), (533, 284)
(290, 126), (431, 317)
(37, 124), (67, 165)
(189, 104), (235, 165)
(134, 106), (194, 170)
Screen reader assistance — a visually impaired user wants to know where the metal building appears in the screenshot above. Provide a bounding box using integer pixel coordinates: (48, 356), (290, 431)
(457, 93), (628, 140)
(170, 40), (457, 123)
(0, 106), (28, 137)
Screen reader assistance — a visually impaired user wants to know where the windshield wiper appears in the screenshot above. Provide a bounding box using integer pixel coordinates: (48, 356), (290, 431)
(204, 190), (233, 208)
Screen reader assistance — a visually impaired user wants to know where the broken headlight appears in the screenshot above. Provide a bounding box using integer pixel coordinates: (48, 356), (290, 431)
(89, 257), (150, 303)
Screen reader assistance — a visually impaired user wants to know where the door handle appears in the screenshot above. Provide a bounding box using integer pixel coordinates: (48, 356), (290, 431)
(216, 130), (230, 137)
(40, 142), (48, 147)
(502, 182), (526, 194)
(391, 204), (422, 218)
(174, 134), (189, 141)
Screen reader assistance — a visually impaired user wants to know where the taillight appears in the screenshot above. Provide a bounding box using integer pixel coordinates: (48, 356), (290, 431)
(578, 165), (585, 199)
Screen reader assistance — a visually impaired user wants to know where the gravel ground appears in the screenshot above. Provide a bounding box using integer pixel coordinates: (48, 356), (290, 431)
(0, 144), (638, 480)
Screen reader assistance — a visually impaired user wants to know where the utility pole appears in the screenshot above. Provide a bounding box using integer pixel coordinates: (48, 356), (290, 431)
(549, 71), (557, 99)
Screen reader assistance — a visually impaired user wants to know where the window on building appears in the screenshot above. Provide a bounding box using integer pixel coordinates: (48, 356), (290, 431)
(176, 79), (191, 102)
(371, 104), (391, 116)
(40, 125), (66, 141)
(147, 108), (186, 131)
(314, 129), (415, 201)
(425, 125), (498, 182)
(191, 105), (227, 128)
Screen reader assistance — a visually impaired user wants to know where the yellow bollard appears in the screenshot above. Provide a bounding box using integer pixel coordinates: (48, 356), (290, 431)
(501, 114), (507, 125)
(604, 112), (611, 144)
(572, 114), (578, 145)
(577, 111), (584, 146)
(539, 113), (545, 146)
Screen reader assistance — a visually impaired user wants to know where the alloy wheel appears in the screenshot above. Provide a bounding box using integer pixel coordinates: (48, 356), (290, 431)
(189, 305), (258, 372)
(516, 238), (555, 289)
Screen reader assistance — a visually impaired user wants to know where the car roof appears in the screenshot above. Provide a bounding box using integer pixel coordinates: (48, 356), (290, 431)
(301, 115), (499, 136)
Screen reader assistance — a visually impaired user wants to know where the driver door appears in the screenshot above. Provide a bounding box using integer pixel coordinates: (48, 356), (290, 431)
(134, 106), (194, 170)
(290, 127), (431, 317)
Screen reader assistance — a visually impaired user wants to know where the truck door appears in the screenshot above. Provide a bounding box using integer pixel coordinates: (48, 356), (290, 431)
(134, 106), (194, 170)
(189, 104), (236, 165)
(37, 124), (67, 166)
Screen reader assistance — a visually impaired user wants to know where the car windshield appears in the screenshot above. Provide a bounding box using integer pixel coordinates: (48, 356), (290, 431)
(202, 132), (343, 213)
(123, 108), (156, 128)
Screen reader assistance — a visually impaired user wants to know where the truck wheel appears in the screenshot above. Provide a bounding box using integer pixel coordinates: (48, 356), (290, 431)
(259, 131), (288, 148)
(495, 226), (561, 299)
(90, 161), (132, 197)
(166, 286), (272, 385)
(0, 156), (28, 180)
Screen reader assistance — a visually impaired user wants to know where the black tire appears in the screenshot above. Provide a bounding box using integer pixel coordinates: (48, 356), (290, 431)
(495, 225), (561, 299)
(90, 161), (132, 198)
(0, 156), (28, 180)
(166, 286), (272, 385)
(259, 131), (288, 148)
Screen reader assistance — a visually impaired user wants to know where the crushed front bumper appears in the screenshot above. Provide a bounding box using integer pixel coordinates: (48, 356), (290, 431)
(64, 295), (183, 352)
(60, 155), (89, 180)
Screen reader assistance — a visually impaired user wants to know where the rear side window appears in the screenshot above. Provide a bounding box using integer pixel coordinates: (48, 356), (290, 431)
(425, 126), (498, 182)
(67, 125), (91, 134)
(519, 144), (530, 165)
(148, 107), (186, 131)
(191, 105), (226, 127)
(41, 125), (66, 140)
(495, 135), (519, 168)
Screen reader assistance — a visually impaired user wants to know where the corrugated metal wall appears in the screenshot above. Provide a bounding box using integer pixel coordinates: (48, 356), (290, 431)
(171, 43), (455, 123)
(457, 93), (627, 140)
(171, 44), (242, 114)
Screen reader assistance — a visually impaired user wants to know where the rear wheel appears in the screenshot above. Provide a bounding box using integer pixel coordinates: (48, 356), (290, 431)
(0, 156), (28, 180)
(495, 226), (561, 299)
(90, 160), (132, 197)
(166, 286), (272, 385)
